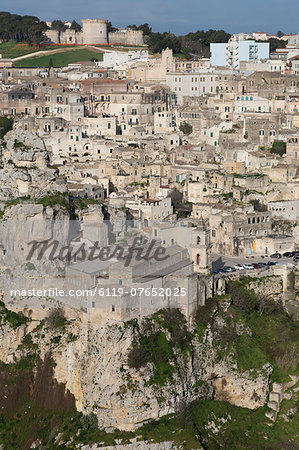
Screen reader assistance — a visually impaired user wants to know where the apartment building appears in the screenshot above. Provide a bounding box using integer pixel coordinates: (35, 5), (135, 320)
(211, 40), (269, 69)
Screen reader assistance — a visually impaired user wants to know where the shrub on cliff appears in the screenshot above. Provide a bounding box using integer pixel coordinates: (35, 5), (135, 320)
(46, 307), (67, 329)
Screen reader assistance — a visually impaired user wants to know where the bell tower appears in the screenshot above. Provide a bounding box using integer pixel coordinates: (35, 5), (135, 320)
(192, 217), (211, 275)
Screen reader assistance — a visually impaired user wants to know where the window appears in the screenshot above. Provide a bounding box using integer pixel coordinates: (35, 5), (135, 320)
(259, 130), (265, 136)
(112, 305), (115, 312)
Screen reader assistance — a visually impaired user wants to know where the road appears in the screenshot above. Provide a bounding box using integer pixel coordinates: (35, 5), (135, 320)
(12, 45), (104, 62)
(212, 253), (297, 270)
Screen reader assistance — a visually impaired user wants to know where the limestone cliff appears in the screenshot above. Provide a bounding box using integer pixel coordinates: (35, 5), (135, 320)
(0, 300), (273, 432)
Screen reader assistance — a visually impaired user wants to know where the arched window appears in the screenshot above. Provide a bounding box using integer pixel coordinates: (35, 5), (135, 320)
(197, 236), (201, 244)
(196, 254), (200, 265)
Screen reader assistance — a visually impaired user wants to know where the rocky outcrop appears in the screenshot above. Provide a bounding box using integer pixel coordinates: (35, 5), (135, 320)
(0, 129), (66, 201)
(266, 375), (299, 422)
(0, 322), (26, 363)
(209, 363), (272, 408)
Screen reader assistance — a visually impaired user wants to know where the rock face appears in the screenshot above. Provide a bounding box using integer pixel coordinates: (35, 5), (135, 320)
(19, 306), (272, 432)
(210, 364), (272, 408)
(0, 204), (70, 267)
(0, 322), (26, 363)
(0, 129), (66, 201)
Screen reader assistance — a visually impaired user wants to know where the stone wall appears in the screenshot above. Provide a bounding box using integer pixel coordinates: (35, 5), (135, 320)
(108, 30), (144, 46)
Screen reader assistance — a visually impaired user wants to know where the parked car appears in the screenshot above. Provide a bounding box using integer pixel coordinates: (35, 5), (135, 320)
(270, 253), (282, 259)
(234, 264), (244, 270)
(212, 269), (220, 274)
(267, 261), (278, 266)
(243, 263), (254, 270)
(257, 262), (269, 269)
(283, 251), (295, 257)
(293, 255), (299, 263)
(252, 263), (263, 269)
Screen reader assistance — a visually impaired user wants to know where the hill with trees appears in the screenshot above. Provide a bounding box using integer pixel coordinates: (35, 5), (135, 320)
(0, 12), (48, 45)
(127, 23), (231, 55)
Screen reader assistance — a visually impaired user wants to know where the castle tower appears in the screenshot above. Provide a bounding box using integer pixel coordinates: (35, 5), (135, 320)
(192, 218), (211, 275)
(82, 19), (108, 45)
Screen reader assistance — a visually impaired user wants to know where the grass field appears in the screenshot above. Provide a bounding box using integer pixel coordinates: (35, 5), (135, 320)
(14, 48), (103, 68)
(0, 40), (37, 58)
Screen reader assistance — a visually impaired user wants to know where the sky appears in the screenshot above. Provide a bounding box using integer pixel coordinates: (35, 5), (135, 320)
(1, 0), (298, 35)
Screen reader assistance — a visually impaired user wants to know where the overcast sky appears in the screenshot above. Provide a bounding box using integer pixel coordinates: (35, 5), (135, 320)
(1, 0), (298, 35)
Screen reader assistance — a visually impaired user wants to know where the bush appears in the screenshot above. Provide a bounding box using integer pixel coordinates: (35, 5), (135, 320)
(249, 199), (267, 212)
(0, 301), (29, 328)
(46, 308), (67, 329)
(127, 309), (191, 386)
(128, 346), (147, 369)
(227, 281), (258, 315)
(81, 412), (98, 432)
(179, 122), (193, 135)
(270, 141), (286, 157)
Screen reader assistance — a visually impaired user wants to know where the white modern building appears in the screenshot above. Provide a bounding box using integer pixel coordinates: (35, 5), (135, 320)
(165, 69), (234, 104)
(98, 50), (148, 68)
(210, 40), (270, 69)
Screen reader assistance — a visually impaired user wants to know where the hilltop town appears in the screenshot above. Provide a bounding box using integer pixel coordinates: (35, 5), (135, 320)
(0, 14), (298, 449)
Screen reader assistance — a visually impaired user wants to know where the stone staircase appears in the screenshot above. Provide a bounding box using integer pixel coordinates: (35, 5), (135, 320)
(265, 375), (299, 422)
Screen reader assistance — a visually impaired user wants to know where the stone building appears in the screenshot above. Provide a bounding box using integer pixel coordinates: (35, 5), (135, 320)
(46, 20), (144, 46)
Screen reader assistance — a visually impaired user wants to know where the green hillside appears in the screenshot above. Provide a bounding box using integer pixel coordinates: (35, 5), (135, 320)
(13, 49), (103, 68)
(0, 41), (37, 58)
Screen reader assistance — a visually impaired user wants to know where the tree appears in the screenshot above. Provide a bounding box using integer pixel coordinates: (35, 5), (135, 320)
(277, 30), (285, 38)
(0, 116), (13, 139)
(51, 20), (67, 33)
(181, 29), (231, 56)
(270, 140), (286, 156)
(0, 12), (48, 45)
(148, 32), (182, 53)
(127, 23), (152, 37)
(267, 38), (286, 52)
(70, 20), (82, 32)
(107, 21), (117, 33)
(179, 122), (193, 135)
